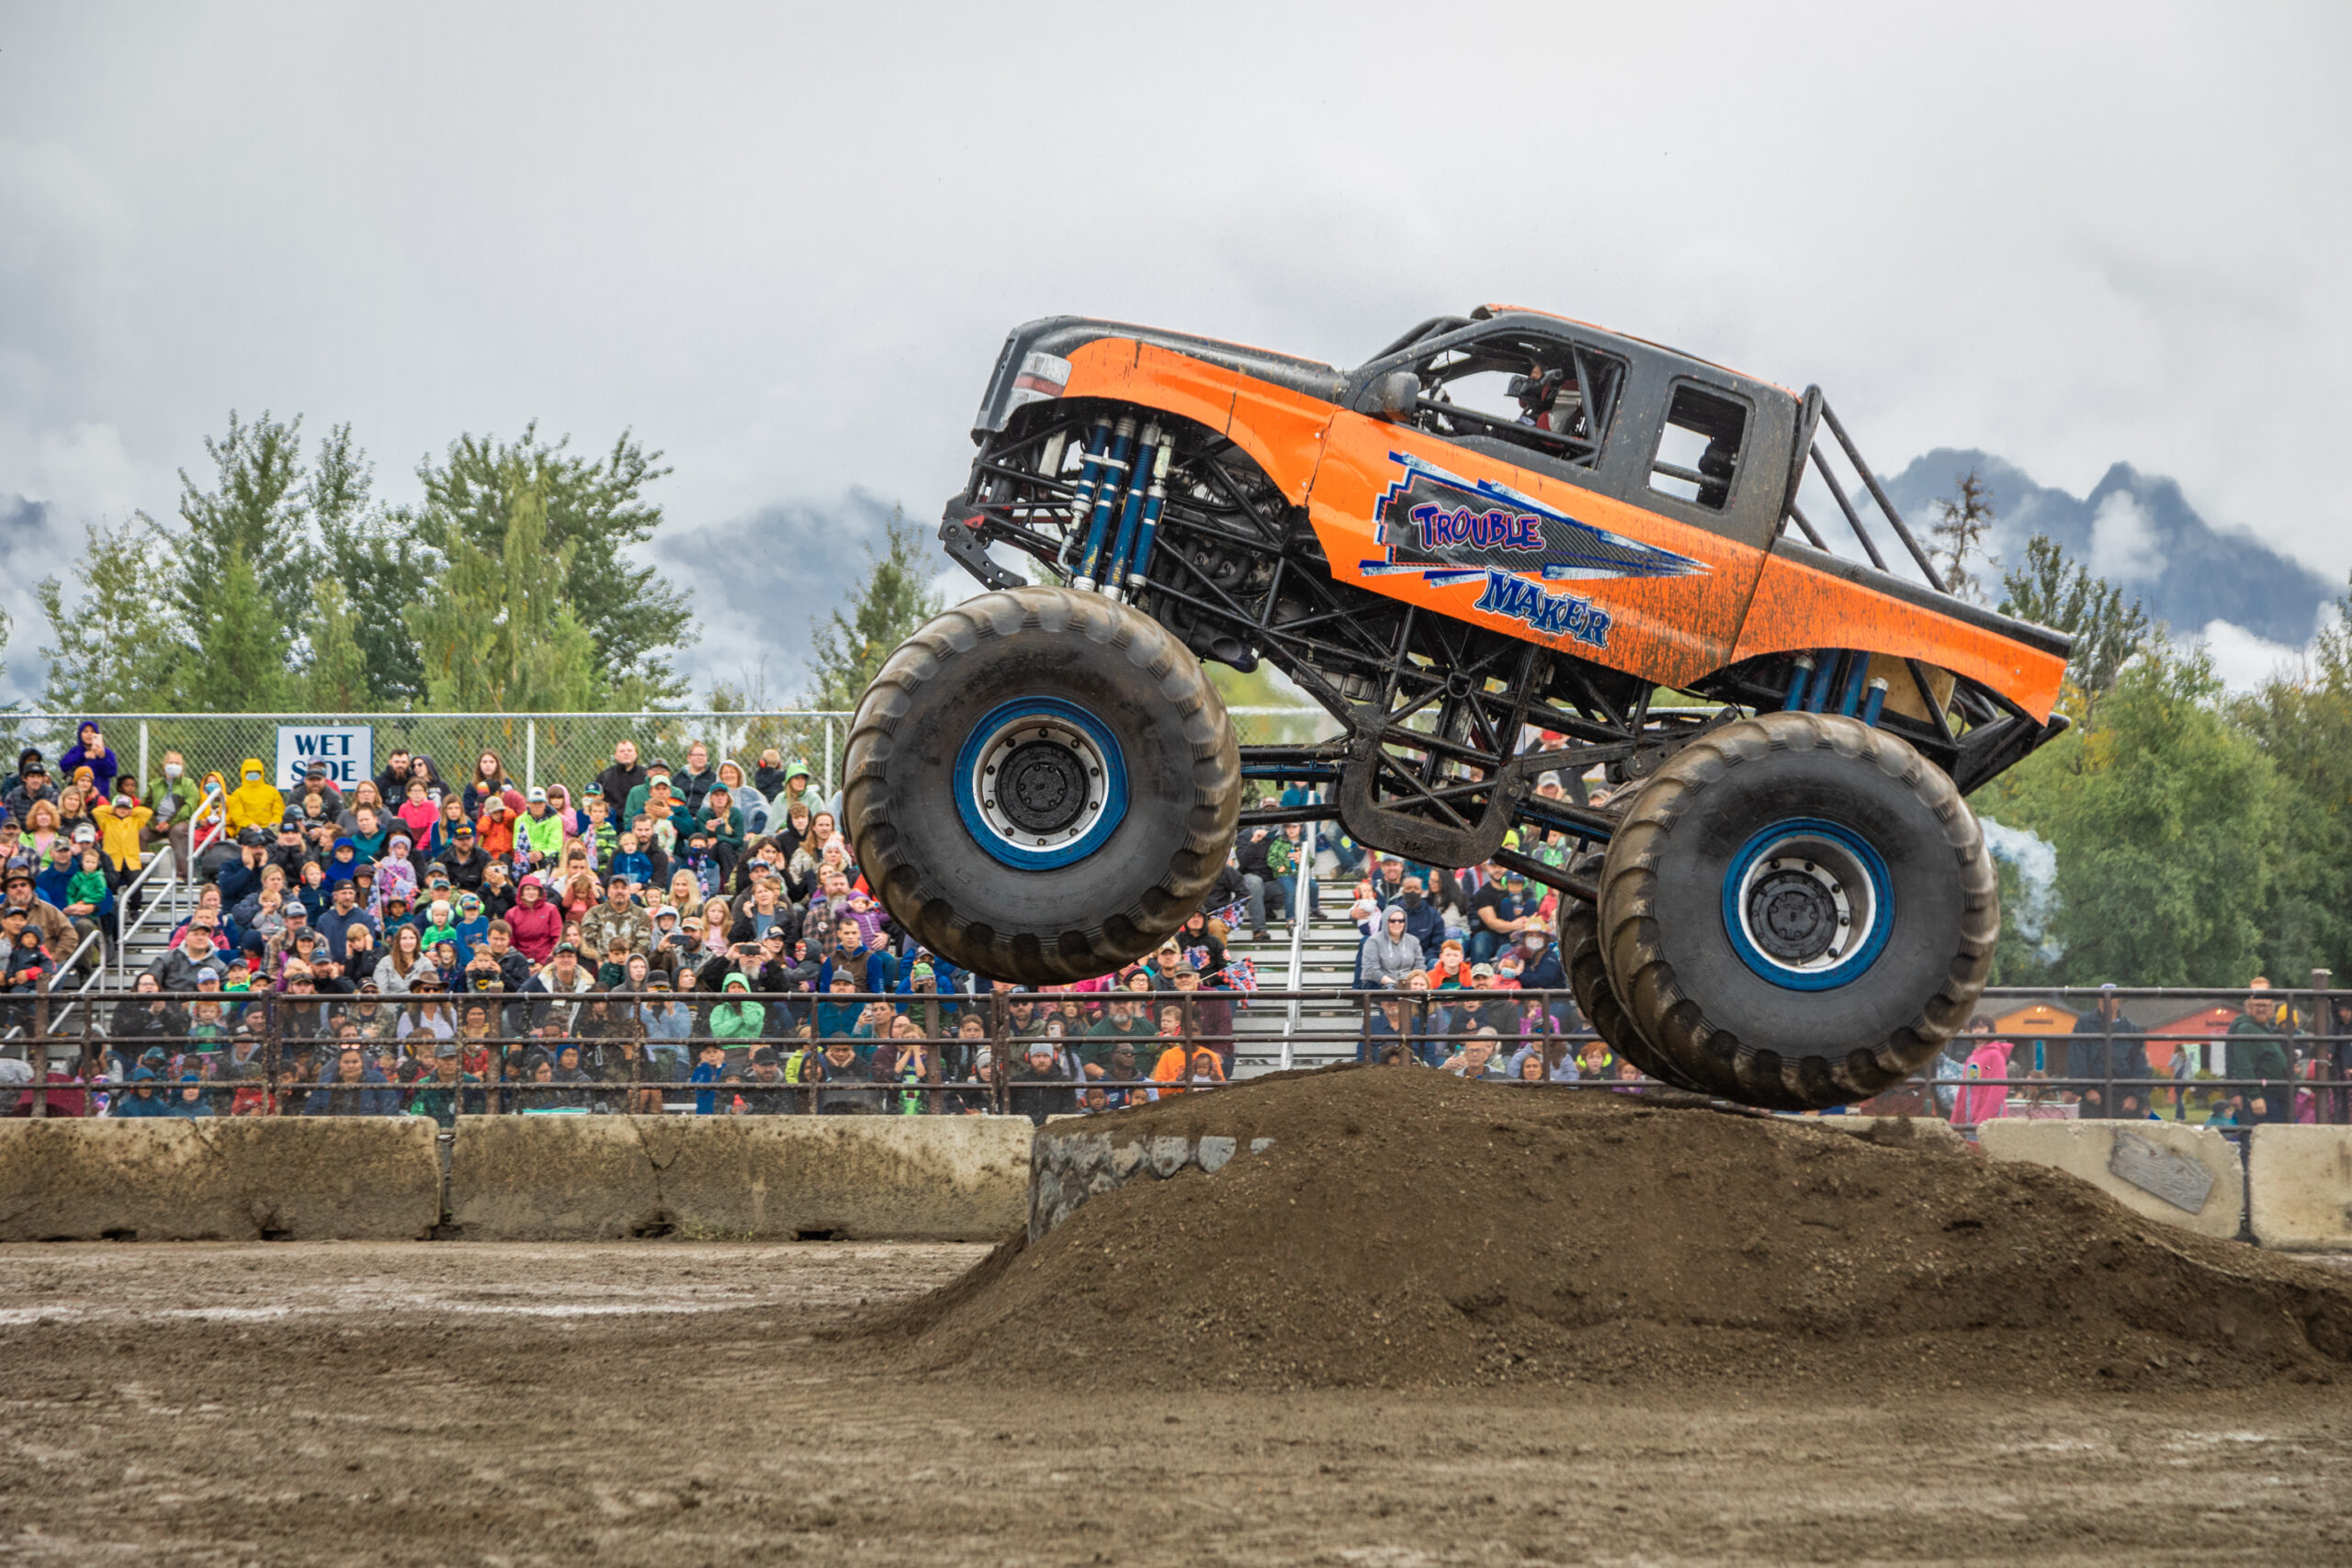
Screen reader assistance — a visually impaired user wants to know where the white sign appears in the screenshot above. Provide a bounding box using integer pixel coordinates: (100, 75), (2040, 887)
(275, 726), (373, 791)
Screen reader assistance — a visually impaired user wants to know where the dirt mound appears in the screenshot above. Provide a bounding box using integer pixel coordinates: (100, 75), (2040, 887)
(876, 1069), (2352, 1393)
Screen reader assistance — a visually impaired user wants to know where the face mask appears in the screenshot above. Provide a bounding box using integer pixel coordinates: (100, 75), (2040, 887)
(164, 765), (183, 780)
(1401, 890), (1420, 908)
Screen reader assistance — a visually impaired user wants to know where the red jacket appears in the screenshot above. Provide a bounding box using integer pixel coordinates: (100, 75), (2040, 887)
(504, 891), (563, 964)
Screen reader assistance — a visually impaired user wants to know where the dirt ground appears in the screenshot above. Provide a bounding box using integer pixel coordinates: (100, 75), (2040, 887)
(0, 1241), (2347, 1566)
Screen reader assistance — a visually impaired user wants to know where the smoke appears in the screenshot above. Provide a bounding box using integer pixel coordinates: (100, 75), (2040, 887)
(1978, 816), (2063, 965)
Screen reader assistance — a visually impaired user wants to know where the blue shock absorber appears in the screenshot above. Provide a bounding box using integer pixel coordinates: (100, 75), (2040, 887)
(1783, 654), (1816, 711)
(1124, 438), (1174, 594)
(1057, 419), (1114, 577)
(1070, 417), (1136, 592)
(1804, 650), (1843, 713)
(1838, 651), (1871, 716)
(1099, 423), (1160, 592)
(1860, 676), (1889, 726)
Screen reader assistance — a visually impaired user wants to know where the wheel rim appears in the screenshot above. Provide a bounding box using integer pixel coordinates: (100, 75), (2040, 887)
(953, 698), (1128, 870)
(1719, 818), (1893, 991)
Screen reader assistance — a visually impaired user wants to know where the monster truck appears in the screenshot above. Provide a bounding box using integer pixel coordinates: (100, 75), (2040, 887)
(843, 304), (2072, 1108)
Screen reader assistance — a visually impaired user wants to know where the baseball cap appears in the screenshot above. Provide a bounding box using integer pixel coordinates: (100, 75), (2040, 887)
(786, 759), (811, 780)
(750, 1045), (778, 1066)
(195, 965), (220, 983)
(71, 825), (96, 843)
(1469, 962), (1495, 978)
(526, 786), (547, 804)
(434, 1041), (459, 1058)
(111, 794), (132, 808)
(281, 900), (306, 919)
(723, 972), (749, 991)
(553, 942), (578, 955)
(581, 782), (602, 796)
(3, 866), (31, 886)
(238, 827), (269, 847)
(305, 759), (327, 773)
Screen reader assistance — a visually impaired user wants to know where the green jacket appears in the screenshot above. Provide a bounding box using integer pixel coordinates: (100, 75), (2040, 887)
(519, 810), (565, 862)
(697, 805), (745, 852)
(2225, 1012), (2293, 1083)
(709, 998), (766, 1040)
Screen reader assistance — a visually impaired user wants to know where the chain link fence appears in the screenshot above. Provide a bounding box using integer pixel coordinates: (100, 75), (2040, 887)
(0, 707), (1338, 799)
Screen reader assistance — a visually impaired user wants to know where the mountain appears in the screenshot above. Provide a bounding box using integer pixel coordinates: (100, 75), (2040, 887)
(1871, 449), (2335, 647)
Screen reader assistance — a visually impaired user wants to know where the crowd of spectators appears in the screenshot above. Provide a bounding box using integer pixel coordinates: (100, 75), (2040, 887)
(0, 730), (1277, 1123)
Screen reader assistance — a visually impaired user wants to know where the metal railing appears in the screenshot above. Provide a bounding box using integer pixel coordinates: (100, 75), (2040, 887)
(0, 709), (1338, 808)
(113, 784), (226, 987)
(1278, 818), (1317, 1072)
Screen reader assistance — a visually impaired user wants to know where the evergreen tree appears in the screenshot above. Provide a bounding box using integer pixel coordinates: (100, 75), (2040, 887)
(805, 510), (943, 709)
(415, 425), (692, 697)
(184, 543), (286, 710)
(173, 411), (322, 639)
(407, 479), (603, 713)
(309, 423), (435, 705)
(304, 579), (375, 713)
(1928, 469), (1996, 604)
(1998, 533), (2151, 713)
(34, 519), (186, 712)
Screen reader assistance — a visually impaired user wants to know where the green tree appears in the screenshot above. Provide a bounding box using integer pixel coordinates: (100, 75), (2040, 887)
(415, 425), (692, 697)
(34, 519), (186, 712)
(172, 411), (322, 638)
(304, 579), (375, 712)
(407, 479), (603, 713)
(805, 509), (944, 709)
(1998, 533), (2151, 713)
(2231, 574), (2352, 985)
(1928, 469), (1996, 604)
(309, 423), (435, 705)
(1980, 639), (2278, 987)
(182, 543), (286, 710)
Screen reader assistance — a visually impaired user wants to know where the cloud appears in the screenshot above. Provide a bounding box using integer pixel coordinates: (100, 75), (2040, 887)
(2086, 491), (2165, 582)
(2193, 618), (2308, 691)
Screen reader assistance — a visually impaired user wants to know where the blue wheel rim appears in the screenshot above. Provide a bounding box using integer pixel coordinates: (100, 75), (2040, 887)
(1719, 817), (1894, 991)
(953, 697), (1128, 871)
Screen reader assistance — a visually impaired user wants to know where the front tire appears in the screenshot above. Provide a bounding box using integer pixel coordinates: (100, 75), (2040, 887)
(1599, 712), (1996, 1110)
(844, 586), (1241, 985)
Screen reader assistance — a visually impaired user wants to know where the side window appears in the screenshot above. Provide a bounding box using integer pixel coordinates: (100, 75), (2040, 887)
(1649, 382), (1747, 511)
(1403, 333), (1625, 473)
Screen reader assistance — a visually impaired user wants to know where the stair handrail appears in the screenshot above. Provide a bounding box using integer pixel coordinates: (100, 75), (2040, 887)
(1278, 818), (1317, 1071)
(117, 782), (225, 986)
(46, 926), (107, 1035)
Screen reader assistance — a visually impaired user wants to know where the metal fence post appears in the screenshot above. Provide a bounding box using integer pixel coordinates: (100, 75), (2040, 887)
(2312, 967), (2335, 1125)
(526, 718), (537, 795)
(824, 719), (837, 798)
(138, 721), (149, 798)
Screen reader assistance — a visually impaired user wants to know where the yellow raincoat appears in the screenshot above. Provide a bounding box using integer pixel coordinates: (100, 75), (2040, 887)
(96, 799), (152, 873)
(223, 759), (286, 833)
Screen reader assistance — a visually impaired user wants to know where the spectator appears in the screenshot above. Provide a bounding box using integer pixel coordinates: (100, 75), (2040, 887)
(6, 864), (77, 975)
(505, 875), (562, 964)
(57, 722), (120, 802)
(2067, 984), (2152, 1120)
(223, 759), (285, 837)
(1442, 1029), (1503, 1080)
(94, 792), (151, 875)
(676, 743), (718, 814)
(517, 787), (564, 870)
(1010, 1041), (1074, 1123)
(716, 760), (768, 835)
(315, 878), (379, 964)
(1358, 906), (1424, 989)
(594, 740), (649, 821)
(5, 759), (57, 825)
(1466, 866), (1539, 964)
(307, 1044), (396, 1116)
(461, 750), (511, 818)
(1149, 1036), (1227, 1095)
(2227, 978), (2295, 1125)
(1951, 1018), (2013, 1128)
(581, 874), (653, 958)
(1232, 828), (1287, 941)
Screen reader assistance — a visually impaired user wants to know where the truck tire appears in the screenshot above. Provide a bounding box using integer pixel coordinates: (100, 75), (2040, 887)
(1599, 711), (1996, 1111)
(844, 585), (1241, 986)
(1558, 887), (1717, 1096)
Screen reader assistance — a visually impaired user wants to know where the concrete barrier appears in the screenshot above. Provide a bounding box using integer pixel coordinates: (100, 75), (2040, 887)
(1976, 1119), (2243, 1238)
(447, 1115), (1030, 1241)
(2248, 1125), (2352, 1252)
(0, 1118), (441, 1242)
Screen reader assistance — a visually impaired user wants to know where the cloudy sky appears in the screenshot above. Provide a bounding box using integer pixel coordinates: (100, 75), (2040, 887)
(3, 1), (2346, 700)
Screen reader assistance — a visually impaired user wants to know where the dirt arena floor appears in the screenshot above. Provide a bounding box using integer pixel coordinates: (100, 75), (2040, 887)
(0, 1241), (2347, 1565)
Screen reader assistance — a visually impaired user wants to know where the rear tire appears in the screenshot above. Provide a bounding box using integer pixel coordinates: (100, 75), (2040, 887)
(1599, 711), (1996, 1110)
(844, 586), (1241, 986)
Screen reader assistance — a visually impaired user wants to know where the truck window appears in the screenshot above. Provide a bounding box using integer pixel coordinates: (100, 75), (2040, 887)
(1649, 382), (1747, 511)
(1406, 333), (1625, 475)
